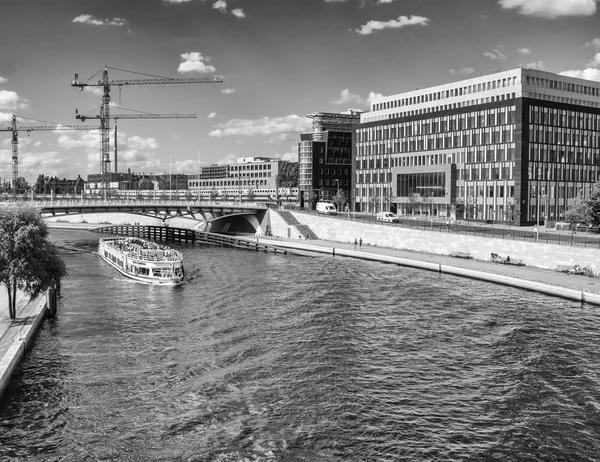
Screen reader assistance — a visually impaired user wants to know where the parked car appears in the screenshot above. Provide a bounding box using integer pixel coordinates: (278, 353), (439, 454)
(377, 212), (399, 223)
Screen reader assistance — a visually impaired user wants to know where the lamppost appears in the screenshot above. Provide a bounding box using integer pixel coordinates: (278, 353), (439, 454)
(536, 187), (546, 241)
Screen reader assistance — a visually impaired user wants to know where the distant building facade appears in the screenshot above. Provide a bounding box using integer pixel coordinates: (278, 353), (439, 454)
(354, 67), (600, 225)
(36, 175), (86, 195)
(298, 112), (360, 208)
(188, 157), (297, 202)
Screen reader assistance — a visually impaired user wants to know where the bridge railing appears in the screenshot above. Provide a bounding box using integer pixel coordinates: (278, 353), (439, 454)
(1, 198), (268, 209)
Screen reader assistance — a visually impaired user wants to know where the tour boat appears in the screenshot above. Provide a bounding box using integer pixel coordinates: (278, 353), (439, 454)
(98, 237), (184, 285)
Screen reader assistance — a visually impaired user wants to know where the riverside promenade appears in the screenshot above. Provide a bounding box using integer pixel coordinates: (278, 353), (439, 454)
(0, 289), (47, 400)
(264, 236), (600, 304)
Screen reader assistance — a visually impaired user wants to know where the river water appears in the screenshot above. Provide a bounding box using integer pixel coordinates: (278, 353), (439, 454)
(1, 229), (599, 461)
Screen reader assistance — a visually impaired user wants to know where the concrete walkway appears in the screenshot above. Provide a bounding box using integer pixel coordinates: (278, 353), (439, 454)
(263, 236), (600, 303)
(0, 288), (47, 399)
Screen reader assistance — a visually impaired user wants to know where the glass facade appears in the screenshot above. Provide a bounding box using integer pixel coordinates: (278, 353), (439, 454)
(397, 172), (446, 198)
(355, 103), (517, 219)
(527, 104), (600, 221)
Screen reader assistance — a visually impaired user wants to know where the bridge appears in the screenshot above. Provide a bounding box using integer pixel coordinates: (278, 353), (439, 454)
(1, 199), (269, 234)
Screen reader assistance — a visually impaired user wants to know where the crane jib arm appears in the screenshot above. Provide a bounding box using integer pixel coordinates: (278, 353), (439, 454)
(72, 77), (223, 87)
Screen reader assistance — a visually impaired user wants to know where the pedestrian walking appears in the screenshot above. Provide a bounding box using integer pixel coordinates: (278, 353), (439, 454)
(354, 238), (357, 249)
(359, 238), (362, 249)
(446, 219), (450, 231)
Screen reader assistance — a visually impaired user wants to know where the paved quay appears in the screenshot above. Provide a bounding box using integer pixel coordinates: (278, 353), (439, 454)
(265, 236), (600, 303)
(0, 288), (47, 400)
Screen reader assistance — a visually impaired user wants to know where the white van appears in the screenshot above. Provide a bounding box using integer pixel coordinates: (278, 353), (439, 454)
(377, 211), (399, 223)
(316, 202), (337, 215)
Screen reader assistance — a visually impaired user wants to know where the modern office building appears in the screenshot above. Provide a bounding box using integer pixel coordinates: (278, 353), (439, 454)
(354, 67), (600, 225)
(298, 112), (360, 208)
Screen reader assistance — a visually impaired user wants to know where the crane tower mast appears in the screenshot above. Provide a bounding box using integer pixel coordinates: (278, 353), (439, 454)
(0, 115), (99, 190)
(72, 66), (222, 189)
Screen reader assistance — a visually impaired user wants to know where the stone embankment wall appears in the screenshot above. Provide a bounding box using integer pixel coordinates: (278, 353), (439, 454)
(270, 210), (600, 273)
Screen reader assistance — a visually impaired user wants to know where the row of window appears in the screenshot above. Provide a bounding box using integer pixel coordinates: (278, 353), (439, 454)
(528, 161), (599, 183)
(357, 126), (515, 156)
(189, 179), (271, 187)
(357, 144), (517, 170)
(529, 143), (600, 165)
(316, 179), (350, 187)
(358, 107), (517, 142)
(525, 75), (600, 97)
(530, 106), (600, 130)
(367, 97), (517, 122)
(230, 163), (274, 171)
(458, 184), (515, 200)
(530, 125), (600, 148)
(373, 76), (518, 111)
(527, 92), (600, 108)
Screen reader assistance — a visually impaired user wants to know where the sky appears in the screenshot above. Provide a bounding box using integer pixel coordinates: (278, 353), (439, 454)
(1, 0), (599, 184)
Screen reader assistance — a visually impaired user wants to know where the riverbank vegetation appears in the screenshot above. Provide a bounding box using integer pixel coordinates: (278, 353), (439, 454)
(0, 205), (67, 319)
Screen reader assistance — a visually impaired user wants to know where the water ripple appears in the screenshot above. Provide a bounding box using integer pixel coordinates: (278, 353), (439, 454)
(0, 230), (599, 461)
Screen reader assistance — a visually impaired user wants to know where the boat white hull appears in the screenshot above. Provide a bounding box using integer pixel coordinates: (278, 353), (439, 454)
(98, 237), (185, 286)
(98, 251), (183, 285)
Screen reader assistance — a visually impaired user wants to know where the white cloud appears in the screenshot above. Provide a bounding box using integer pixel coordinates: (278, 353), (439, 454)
(518, 48), (531, 54)
(484, 49), (507, 60)
(209, 115), (312, 138)
(367, 91), (384, 105)
(0, 90), (29, 110)
(84, 87), (104, 97)
(559, 68), (600, 81)
(213, 0), (227, 13)
(499, 0), (597, 18)
(34, 141), (42, 147)
(72, 14), (128, 27)
(331, 88), (363, 105)
(0, 90), (20, 109)
(207, 112), (217, 118)
(355, 15), (429, 35)
(0, 76), (7, 84)
(178, 52), (216, 74)
(231, 8), (246, 18)
(220, 88), (236, 94)
(267, 133), (292, 143)
(449, 67), (475, 75)
(276, 148), (299, 162)
(163, 0), (194, 3)
(325, 0), (396, 3)
(585, 38), (600, 48)
(586, 52), (600, 67)
(217, 154), (239, 165)
(524, 60), (545, 69)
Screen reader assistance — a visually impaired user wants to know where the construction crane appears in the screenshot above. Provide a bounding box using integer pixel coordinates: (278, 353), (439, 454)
(0, 115), (100, 191)
(75, 107), (196, 173)
(72, 66), (223, 188)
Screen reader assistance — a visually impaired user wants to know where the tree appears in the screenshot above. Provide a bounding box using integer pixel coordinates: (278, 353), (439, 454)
(406, 192), (421, 218)
(246, 188), (256, 202)
(564, 198), (590, 228)
(332, 189), (347, 211)
(453, 197), (465, 220)
(0, 205), (67, 320)
(504, 194), (522, 227)
(277, 162), (299, 188)
(586, 179), (600, 226)
(209, 187), (218, 201)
